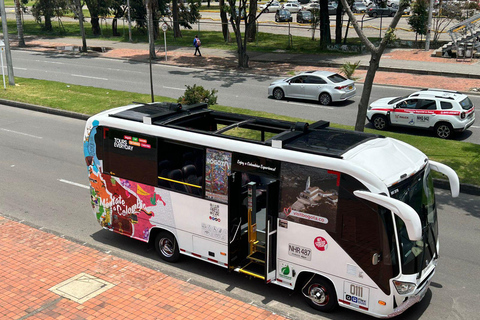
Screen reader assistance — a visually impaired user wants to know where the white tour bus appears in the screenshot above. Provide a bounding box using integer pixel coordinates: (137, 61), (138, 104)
(83, 102), (459, 318)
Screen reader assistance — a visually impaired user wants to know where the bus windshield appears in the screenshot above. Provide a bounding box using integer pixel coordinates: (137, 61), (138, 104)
(389, 165), (437, 275)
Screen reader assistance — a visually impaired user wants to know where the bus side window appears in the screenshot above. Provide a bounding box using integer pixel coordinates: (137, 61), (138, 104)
(158, 141), (204, 196)
(102, 128), (157, 186)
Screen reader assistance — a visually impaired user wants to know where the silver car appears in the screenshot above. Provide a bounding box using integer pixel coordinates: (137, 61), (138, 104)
(268, 71), (356, 105)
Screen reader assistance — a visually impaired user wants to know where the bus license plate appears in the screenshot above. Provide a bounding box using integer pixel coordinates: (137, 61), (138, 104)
(288, 243), (312, 261)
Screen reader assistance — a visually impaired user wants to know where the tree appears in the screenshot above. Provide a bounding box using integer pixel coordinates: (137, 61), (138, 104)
(146, 0), (156, 58)
(14, 0), (26, 46)
(84, 0), (109, 36)
(31, 0), (69, 31)
(338, 0), (411, 132)
(219, 0), (231, 43)
(408, 0), (429, 45)
(335, 1), (343, 44)
(226, 0), (259, 68)
(432, 3), (462, 44)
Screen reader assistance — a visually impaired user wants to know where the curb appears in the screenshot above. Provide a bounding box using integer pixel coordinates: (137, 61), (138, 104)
(2, 99), (479, 196)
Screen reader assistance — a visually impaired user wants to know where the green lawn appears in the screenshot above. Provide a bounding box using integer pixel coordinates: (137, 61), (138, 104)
(1, 77), (478, 186)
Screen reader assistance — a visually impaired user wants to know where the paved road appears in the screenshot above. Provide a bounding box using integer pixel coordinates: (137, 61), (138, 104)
(10, 49), (480, 144)
(1, 104), (479, 320)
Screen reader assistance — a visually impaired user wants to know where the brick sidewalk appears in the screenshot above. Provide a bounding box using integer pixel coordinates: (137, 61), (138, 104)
(0, 217), (286, 320)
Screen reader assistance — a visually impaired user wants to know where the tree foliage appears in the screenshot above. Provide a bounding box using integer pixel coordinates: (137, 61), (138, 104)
(408, 0), (429, 41)
(178, 84), (218, 106)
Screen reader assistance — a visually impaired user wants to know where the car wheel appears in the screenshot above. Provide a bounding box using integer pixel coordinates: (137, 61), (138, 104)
(265, 8), (269, 13)
(319, 93), (332, 106)
(372, 12), (378, 17)
(303, 276), (338, 312)
(390, 12), (395, 17)
(273, 88), (285, 100)
(275, 16), (278, 22)
(435, 123), (453, 139)
(372, 115), (388, 130)
(155, 231), (180, 262)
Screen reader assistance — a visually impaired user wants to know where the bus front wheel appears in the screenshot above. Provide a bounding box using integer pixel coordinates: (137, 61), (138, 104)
(303, 276), (338, 312)
(155, 231), (180, 262)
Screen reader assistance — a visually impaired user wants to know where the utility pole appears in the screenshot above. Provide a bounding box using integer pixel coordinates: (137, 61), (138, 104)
(0, 0), (15, 85)
(425, 0), (434, 51)
(127, 0), (132, 42)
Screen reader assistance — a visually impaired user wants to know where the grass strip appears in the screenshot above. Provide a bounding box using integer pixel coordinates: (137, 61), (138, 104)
(1, 77), (478, 186)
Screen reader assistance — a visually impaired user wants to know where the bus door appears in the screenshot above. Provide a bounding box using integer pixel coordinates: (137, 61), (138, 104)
(228, 172), (279, 282)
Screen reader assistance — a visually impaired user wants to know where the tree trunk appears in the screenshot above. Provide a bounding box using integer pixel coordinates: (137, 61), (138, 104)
(45, 15), (53, 31)
(219, 0), (230, 43)
(146, 0), (156, 59)
(246, 0), (258, 42)
(172, 0), (182, 38)
(335, 1), (343, 44)
(355, 52), (380, 131)
(319, 0), (331, 48)
(112, 18), (119, 36)
(76, 0), (87, 52)
(90, 16), (101, 36)
(14, 0), (25, 46)
(343, 17), (350, 44)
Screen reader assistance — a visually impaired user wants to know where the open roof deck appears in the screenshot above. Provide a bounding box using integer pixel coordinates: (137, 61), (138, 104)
(109, 102), (382, 158)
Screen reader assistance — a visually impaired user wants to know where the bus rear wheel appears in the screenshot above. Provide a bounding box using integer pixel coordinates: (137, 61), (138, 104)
(303, 276), (338, 312)
(155, 231), (180, 262)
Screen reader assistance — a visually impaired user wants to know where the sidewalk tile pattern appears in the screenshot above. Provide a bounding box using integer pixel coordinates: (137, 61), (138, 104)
(0, 217), (286, 320)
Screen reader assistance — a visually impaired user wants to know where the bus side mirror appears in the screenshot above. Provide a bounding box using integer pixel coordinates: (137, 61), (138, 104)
(354, 190), (422, 241)
(429, 160), (459, 197)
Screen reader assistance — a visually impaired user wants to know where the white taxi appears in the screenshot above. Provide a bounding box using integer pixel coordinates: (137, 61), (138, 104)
(367, 88), (475, 138)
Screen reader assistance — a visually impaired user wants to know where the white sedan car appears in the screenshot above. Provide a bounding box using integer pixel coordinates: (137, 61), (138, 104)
(268, 71), (356, 105)
(260, 1), (282, 12)
(283, 3), (301, 13)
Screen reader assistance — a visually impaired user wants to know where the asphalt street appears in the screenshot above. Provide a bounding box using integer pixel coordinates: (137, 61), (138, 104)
(9, 49), (480, 144)
(0, 104), (479, 320)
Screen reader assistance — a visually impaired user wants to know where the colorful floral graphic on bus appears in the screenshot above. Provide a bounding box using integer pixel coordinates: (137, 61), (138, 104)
(84, 122), (172, 242)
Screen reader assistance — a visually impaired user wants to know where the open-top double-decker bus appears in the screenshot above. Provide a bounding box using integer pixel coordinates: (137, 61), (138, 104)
(83, 102), (459, 318)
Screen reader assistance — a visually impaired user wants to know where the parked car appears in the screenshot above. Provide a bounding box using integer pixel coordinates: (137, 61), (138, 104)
(304, 3), (320, 11)
(268, 71), (356, 105)
(352, 1), (367, 13)
(297, 10), (313, 23)
(367, 5), (397, 17)
(283, 2), (301, 13)
(275, 9), (293, 22)
(366, 89), (475, 139)
(260, 1), (282, 13)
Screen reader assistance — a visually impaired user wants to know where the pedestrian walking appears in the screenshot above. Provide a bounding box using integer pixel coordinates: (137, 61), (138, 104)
(193, 35), (202, 56)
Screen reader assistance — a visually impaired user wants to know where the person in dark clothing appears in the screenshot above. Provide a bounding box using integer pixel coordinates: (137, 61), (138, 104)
(193, 35), (202, 56)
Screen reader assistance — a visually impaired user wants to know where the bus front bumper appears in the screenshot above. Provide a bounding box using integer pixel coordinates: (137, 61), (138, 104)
(386, 276), (432, 318)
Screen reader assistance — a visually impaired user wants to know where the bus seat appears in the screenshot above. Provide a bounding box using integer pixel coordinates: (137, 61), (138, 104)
(167, 169), (188, 193)
(158, 160), (172, 187)
(182, 165), (201, 195)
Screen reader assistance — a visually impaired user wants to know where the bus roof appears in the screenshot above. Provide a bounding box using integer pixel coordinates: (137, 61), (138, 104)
(107, 102), (384, 159)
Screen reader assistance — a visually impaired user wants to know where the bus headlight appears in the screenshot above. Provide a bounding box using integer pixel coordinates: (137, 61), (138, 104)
(393, 281), (416, 295)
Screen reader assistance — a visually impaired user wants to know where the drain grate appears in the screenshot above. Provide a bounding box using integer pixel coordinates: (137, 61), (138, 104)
(49, 272), (115, 304)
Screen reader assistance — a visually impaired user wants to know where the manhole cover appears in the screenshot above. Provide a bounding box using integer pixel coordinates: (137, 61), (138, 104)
(49, 272), (114, 304)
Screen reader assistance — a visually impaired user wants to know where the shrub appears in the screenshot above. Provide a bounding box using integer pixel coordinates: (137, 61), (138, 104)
(339, 61), (360, 80)
(177, 84), (218, 106)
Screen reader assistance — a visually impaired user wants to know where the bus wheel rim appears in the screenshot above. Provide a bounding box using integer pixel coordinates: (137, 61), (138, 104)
(160, 238), (175, 257)
(308, 284), (328, 306)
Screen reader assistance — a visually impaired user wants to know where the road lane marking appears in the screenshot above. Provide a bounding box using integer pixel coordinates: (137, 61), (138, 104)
(12, 67), (27, 70)
(163, 86), (185, 91)
(0, 128), (43, 139)
(276, 100), (334, 110)
(58, 179), (90, 189)
(71, 74), (108, 81)
(471, 126), (479, 129)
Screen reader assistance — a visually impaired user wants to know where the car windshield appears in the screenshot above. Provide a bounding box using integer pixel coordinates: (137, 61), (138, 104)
(389, 165), (437, 275)
(327, 73), (347, 83)
(388, 95), (408, 104)
(459, 97), (473, 110)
